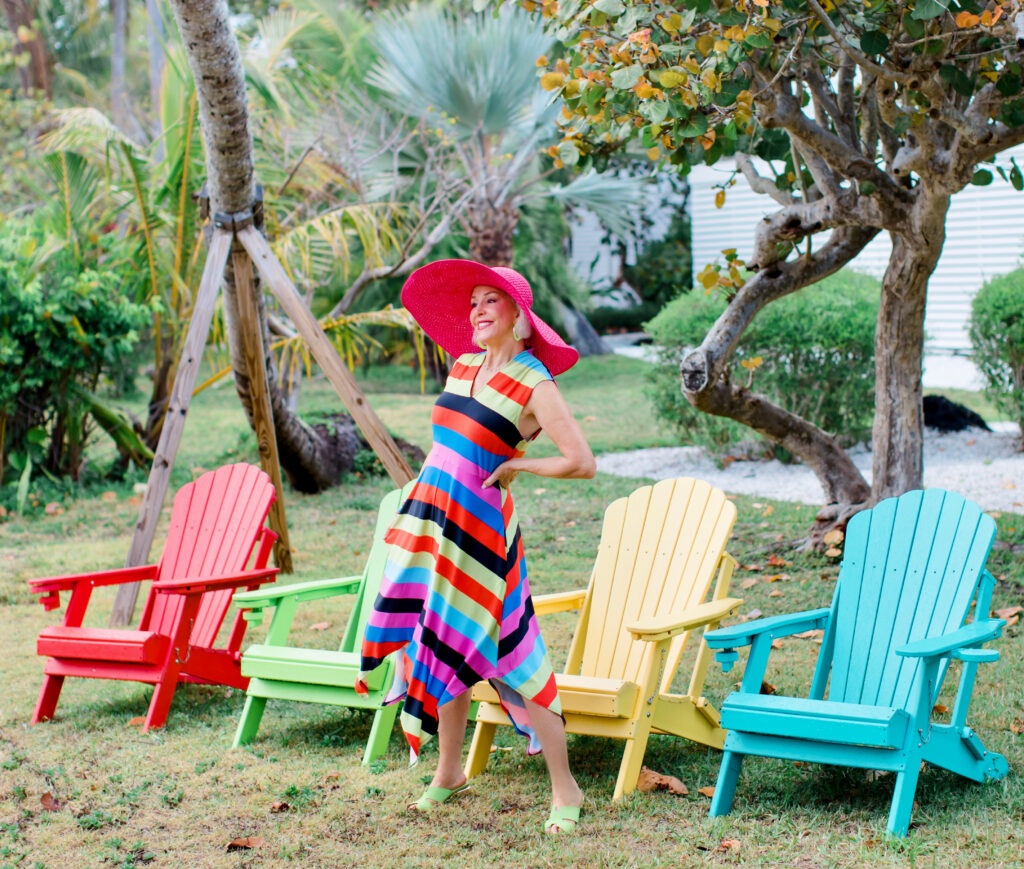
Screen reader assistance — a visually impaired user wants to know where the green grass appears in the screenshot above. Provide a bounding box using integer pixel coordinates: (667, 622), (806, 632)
(1, 356), (1022, 867)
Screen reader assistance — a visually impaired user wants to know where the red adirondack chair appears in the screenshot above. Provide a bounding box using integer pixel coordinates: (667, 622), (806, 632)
(29, 463), (280, 731)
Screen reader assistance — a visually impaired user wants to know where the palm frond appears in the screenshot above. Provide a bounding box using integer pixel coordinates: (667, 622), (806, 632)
(40, 151), (100, 264)
(548, 170), (648, 240)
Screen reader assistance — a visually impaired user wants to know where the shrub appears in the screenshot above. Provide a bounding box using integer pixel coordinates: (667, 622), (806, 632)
(646, 269), (880, 455)
(969, 268), (1024, 430)
(0, 236), (150, 490)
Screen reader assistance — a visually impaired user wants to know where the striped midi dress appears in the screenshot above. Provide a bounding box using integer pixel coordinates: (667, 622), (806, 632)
(357, 349), (561, 757)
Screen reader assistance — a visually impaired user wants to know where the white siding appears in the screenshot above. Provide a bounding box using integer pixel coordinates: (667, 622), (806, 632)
(689, 145), (1024, 356)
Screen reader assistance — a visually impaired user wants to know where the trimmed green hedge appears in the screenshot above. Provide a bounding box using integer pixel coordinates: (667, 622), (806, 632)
(646, 270), (880, 454)
(970, 267), (1024, 429)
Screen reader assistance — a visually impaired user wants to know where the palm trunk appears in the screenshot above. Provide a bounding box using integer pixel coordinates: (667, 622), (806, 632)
(2, 0), (50, 97)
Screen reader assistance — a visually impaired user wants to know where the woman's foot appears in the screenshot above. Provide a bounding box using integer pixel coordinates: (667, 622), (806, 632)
(407, 778), (471, 813)
(545, 782), (583, 833)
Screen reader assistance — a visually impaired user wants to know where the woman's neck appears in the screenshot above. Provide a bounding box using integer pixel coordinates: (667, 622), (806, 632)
(480, 339), (525, 370)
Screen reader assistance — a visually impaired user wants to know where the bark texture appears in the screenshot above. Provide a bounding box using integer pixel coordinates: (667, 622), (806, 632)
(2, 0), (50, 97)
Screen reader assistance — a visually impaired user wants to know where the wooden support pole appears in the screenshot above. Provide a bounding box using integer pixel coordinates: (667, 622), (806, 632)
(237, 226), (415, 486)
(232, 246), (293, 573)
(110, 230), (233, 627)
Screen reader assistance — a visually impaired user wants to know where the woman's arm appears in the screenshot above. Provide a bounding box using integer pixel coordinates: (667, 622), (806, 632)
(482, 381), (596, 488)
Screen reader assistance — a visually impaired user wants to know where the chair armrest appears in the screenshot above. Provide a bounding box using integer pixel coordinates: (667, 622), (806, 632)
(628, 597), (743, 643)
(153, 567), (280, 595)
(704, 607), (831, 649)
(29, 564), (159, 595)
(534, 589), (587, 616)
(896, 619), (1005, 659)
(233, 575), (363, 611)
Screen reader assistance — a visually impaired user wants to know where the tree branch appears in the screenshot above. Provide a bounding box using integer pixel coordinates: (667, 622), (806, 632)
(805, 0), (913, 87)
(736, 153), (795, 205)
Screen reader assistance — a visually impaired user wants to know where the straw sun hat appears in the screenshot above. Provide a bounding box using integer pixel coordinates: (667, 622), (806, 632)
(401, 259), (579, 377)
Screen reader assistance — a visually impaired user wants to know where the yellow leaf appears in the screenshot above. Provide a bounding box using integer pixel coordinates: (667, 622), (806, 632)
(646, 146), (661, 161)
(714, 39), (731, 53)
(825, 546), (842, 557)
(701, 70), (719, 90)
(16, 25), (35, 43)
(698, 265), (719, 289)
(698, 785), (716, 798)
(823, 528), (844, 545)
(753, 0), (769, 6)
(715, 189), (726, 209)
(696, 34), (715, 56)
(659, 69), (688, 88)
(564, 79), (581, 98)
(636, 81), (655, 99)
(955, 11), (980, 27)
(540, 72), (565, 91)
(740, 356), (764, 370)
(535, 55), (548, 67)
(682, 58), (701, 75)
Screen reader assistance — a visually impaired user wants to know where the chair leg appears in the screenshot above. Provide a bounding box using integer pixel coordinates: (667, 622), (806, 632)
(143, 671), (181, 731)
(363, 704), (399, 765)
(464, 720), (497, 779)
(232, 695), (268, 748)
(709, 750), (744, 817)
(886, 758), (922, 837)
(31, 675), (65, 724)
(613, 730), (653, 801)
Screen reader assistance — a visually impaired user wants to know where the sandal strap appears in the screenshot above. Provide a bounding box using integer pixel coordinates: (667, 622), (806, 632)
(544, 804), (581, 833)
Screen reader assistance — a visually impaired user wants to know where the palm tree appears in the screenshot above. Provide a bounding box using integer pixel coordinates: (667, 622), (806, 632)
(367, 4), (642, 269)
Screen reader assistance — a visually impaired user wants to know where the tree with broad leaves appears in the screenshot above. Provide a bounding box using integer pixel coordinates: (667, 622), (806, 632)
(545, 0), (1024, 541)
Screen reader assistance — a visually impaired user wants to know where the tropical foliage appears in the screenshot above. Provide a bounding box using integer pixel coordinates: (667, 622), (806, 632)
(970, 267), (1024, 430)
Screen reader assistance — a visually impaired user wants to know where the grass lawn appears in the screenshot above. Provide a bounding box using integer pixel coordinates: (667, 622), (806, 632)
(1, 355), (1023, 868)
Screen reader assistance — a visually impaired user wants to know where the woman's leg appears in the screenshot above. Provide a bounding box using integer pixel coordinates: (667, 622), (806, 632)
(522, 698), (583, 809)
(430, 690), (472, 790)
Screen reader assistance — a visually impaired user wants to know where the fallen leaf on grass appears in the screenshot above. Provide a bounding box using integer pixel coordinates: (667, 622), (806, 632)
(270, 801), (289, 813)
(127, 716), (145, 727)
(824, 547), (843, 557)
(697, 786), (716, 798)
(932, 703), (949, 715)
(760, 681), (777, 695)
(739, 578), (758, 590)
(126, 496), (142, 507)
(227, 837), (264, 852)
(40, 793), (61, 812)
(533, 488), (547, 495)
(636, 767), (688, 795)
(767, 554), (791, 567)
(740, 563), (761, 572)
(766, 573), (782, 583)
(325, 771), (341, 780)
(995, 606), (1024, 618)
(768, 590), (784, 598)
(582, 416), (596, 422)
(762, 505), (774, 517)
(44, 502), (63, 515)
(100, 491), (118, 503)
(1010, 719), (1023, 735)
(822, 529), (844, 545)
(717, 838), (741, 853)
(771, 639), (784, 649)
(793, 629), (824, 640)
(0, 505), (7, 518)
(309, 622), (329, 631)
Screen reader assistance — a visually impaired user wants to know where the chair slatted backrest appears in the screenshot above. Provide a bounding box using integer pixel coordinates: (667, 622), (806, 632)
(578, 478), (736, 687)
(339, 483), (414, 654)
(828, 489), (996, 709)
(140, 464), (276, 645)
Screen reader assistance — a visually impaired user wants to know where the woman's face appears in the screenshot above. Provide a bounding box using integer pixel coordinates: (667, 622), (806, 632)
(470, 285), (519, 348)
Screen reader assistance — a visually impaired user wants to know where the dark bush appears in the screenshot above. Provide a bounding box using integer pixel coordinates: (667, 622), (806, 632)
(646, 269), (880, 454)
(969, 267), (1024, 430)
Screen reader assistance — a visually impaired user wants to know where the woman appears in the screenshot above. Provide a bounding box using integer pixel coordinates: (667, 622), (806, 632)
(357, 259), (595, 834)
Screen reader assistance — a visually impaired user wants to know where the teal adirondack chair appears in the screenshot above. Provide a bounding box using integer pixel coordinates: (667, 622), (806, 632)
(231, 484), (409, 763)
(704, 489), (1008, 837)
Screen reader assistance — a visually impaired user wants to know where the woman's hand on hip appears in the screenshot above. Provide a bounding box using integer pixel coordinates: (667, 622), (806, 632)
(483, 461), (520, 489)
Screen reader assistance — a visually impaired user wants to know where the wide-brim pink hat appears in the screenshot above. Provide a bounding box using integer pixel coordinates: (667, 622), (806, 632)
(401, 259), (580, 377)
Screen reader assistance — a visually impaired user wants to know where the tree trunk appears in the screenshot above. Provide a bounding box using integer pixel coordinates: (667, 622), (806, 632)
(166, 0), (401, 492)
(466, 200), (518, 267)
(2, 0), (50, 97)
(146, 0), (165, 148)
(111, 0), (127, 130)
(871, 192), (949, 501)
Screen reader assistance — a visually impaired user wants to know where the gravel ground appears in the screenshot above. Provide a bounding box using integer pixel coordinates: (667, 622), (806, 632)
(597, 423), (1024, 513)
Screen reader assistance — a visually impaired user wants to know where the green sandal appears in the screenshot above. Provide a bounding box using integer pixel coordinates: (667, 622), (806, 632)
(544, 804), (581, 834)
(407, 782), (471, 813)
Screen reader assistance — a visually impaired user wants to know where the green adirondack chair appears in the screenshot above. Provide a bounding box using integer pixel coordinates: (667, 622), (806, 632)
(231, 484), (409, 763)
(704, 489), (1009, 837)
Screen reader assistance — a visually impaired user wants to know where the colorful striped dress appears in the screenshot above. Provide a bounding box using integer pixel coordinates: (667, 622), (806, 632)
(357, 349), (561, 757)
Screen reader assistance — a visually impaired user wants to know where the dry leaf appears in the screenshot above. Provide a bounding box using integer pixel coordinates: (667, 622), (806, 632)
(698, 785), (716, 798)
(582, 416), (596, 422)
(740, 578), (758, 590)
(127, 716), (145, 727)
(740, 563), (761, 572)
(995, 606), (1024, 619)
(227, 837), (264, 852)
(325, 771), (341, 780)
(747, 608), (763, 620)
(127, 496), (142, 507)
(636, 766), (688, 795)
(100, 491), (118, 503)
(771, 639), (784, 649)
(762, 505), (774, 517)
(533, 488), (547, 495)
(309, 622), (329, 631)
(270, 801), (289, 813)
(822, 528), (844, 545)
(1010, 719), (1023, 734)
(556, 536), (567, 542)
(1001, 480), (1017, 489)
(824, 547), (843, 558)
(769, 590), (784, 598)
(565, 520), (576, 527)
(0, 505), (7, 518)
(44, 502), (63, 515)
(767, 554), (791, 567)
(760, 680), (777, 695)
(40, 792), (60, 812)
(793, 629), (824, 641)
(717, 838), (741, 853)
(766, 573), (781, 583)
(933, 703), (949, 715)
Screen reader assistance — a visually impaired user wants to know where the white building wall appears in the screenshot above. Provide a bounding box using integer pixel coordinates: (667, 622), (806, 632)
(688, 145), (1024, 359)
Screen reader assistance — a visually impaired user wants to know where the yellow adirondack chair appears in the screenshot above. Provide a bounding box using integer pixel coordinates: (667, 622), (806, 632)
(464, 477), (741, 800)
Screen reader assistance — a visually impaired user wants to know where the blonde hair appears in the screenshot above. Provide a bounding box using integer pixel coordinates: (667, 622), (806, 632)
(514, 306), (533, 342)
